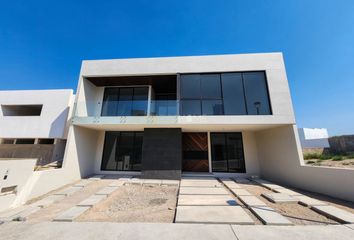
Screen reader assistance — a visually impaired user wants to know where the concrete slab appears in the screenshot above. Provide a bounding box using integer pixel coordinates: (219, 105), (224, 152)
(143, 179), (162, 185)
(0, 205), (28, 220)
(274, 188), (302, 196)
(53, 206), (90, 222)
(234, 178), (251, 184)
(53, 186), (83, 196)
(221, 180), (242, 189)
(230, 188), (252, 196)
(0, 222), (239, 240)
(175, 206), (254, 224)
(77, 194), (107, 207)
(128, 178), (144, 185)
(232, 225), (354, 240)
(238, 195), (267, 207)
(178, 195), (238, 206)
(4, 206), (41, 221)
(95, 186), (119, 196)
(33, 195), (65, 207)
(108, 181), (125, 187)
(73, 180), (92, 187)
(179, 187), (229, 195)
(250, 206), (293, 225)
(161, 179), (180, 186)
(180, 181), (221, 188)
(345, 224), (354, 230)
(311, 205), (354, 223)
(262, 193), (298, 203)
(252, 179), (283, 190)
(89, 175), (105, 180)
(297, 195), (328, 207)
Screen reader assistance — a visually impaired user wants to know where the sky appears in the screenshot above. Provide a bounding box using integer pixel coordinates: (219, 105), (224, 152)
(0, 0), (353, 136)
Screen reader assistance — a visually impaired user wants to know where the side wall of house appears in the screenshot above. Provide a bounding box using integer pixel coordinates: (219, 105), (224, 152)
(256, 125), (354, 202)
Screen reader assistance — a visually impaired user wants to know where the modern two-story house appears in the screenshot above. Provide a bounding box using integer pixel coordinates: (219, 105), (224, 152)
(65, 53), (300, 180)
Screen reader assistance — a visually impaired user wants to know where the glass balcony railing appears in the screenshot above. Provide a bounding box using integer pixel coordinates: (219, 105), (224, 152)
(74, 100), (179, 118)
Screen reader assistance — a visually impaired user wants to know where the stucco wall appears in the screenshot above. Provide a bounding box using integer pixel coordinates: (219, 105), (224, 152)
(256, 125), (354, 202)
(0, 158), (36, 211)
(0, 89), (73, 139)
(242, 131), (260, 175)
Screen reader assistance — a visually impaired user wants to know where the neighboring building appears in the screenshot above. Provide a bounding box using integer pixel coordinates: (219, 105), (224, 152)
(0, 89), (74, 211)
(0, 89), (74, 167)
(298, 128), (330, 152)
(66, 53), (297, 179)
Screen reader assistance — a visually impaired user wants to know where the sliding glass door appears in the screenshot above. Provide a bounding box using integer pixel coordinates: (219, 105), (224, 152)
(101, 131), (143, 171)
(211, 133), (245, 173)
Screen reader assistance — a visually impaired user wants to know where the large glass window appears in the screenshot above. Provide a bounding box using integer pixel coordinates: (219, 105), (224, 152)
(180, 71), (271, 116)
(180, 74), (223, 115)
(243, 72), (271, 115)
(101, 87), (148, 116)
(101, 131), (143, 171)
(221, 73), (247, 115)
(211, 133), (245, 173)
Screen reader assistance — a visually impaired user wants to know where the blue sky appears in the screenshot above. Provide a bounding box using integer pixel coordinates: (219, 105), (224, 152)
(0, 0), (353, 136)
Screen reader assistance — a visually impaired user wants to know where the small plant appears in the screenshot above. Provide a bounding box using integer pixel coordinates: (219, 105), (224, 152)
(319, 155), (331, 160)
(303, 153), (321, 160)
(332, 156), (344, 161)
(306, 160), (316, 164)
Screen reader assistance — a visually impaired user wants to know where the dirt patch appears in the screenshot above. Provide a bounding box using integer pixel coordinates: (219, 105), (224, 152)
(305, 158), (354, 169)
(238, 182), (338, 225)
(77, 184), (178, 223)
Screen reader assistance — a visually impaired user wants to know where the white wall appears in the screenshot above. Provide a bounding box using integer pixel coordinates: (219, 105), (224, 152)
(0, 89), (73, 139)
(74, 53), (295, 126)
(242, 131), (260, 175)
(298, 128), (330, 148)
(0, 159), (37, 211)
(257, 125), (354, 202)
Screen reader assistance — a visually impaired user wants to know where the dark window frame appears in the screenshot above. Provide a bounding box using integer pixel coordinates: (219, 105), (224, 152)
(100, 131), (143, 172)
(179, 71), (272, 116)
(210, 132), (246, 173)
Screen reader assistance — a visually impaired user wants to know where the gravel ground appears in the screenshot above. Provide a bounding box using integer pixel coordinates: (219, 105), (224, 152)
(77, 184), (178, 223)
(238, 182), (338, 225)
(305, 159), (354, 169)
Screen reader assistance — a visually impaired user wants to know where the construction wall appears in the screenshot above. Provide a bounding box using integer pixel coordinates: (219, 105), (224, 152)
(256, 125), (354, 202)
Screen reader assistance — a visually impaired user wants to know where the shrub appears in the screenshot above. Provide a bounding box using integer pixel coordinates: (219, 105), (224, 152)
(306, 160), (316, 164)
(303, 153), (321, 160)
(332, 156), (344, 161)
(319, 155), (331, 160)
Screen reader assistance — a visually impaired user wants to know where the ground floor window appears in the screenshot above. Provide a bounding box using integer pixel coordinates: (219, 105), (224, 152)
(101, 131), (143, 171)
(211, 132), (245, 173)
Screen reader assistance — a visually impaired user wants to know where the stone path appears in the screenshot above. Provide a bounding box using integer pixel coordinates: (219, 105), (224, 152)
(2, 222), (354, 240)
(221, 178), (292, 225)
(311, 205), (354, 224)
(262, 193), (299, 203)
(175, 177), (254, 224)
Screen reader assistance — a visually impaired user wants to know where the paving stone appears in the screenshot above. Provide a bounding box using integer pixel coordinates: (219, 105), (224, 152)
(311, 205), (354, 223)
(161, 179), (180, 186)
(117, 176), (133, 181)
(53, 186), (83, 196)
(108, 181), (125, 187)
(0, 206), (28, 220)
(178, 195), (238, 206)
(175, 206), (254, 224)
(297, 195), (328, 207)
(53, 206), (90, 222)
(180, 181), (221, 188)
(73, 180), (92, 187)
(250, 206), (293, 225)
(230, 188), (252, 196)
(274, 188), (302, 196)
(252, 179), (283, 190)
(345, 224), (354, 230)
(127, 178), (144, 185)
(234, 178), (251, 184)
(77, 194), (107, 207)
(34, 195), (65, 207)
(232, 225), (354, 240)
(179, 187), (229, 195)
(95, 186), (119, 196)
(89, 175), (105, 180)
(262, 193), (298, 203)
(222, 181), (242, 189)
(143, 179), (162, 185)
(238, 195), (267, 207)
(3, 206), (41, 221)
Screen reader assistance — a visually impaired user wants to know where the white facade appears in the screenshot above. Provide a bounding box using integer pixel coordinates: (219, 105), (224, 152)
(298, 128), (330, 148)
(0, 89), (74, 139)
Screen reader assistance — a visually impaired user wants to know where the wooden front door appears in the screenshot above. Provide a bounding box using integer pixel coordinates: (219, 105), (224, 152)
(182, 133), (209, 172)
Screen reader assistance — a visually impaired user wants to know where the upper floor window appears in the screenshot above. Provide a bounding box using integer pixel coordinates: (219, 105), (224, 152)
(180, 71), (271, 116)
(101, 87), (149, 116)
